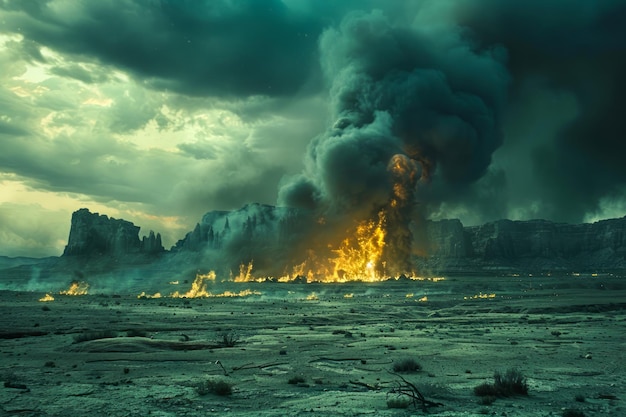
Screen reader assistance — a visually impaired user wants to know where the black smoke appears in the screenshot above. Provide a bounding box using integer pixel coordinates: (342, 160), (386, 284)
(278, 10), (508, 273)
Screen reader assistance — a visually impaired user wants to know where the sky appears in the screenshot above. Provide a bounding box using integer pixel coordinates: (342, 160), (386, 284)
(0, 0), (625, 258)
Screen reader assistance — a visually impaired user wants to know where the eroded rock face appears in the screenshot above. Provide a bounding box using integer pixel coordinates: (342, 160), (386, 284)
(425, 217), (626, 270)
(63, 209), (164, 257)
(61, 206), (626, 272)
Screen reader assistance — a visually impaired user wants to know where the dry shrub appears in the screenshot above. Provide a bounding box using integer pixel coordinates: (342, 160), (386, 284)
(216, 331), (239, 347)
(196, 379), (232, 396)
(392, 358), (422, 373)
(288, 376), (305, 385)
(474, 368), (528, 397)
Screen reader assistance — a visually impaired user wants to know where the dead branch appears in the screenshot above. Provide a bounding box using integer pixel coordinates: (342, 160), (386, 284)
(231, 362), (288, 371)
(387, 371), (444, 411)
(349, 380), (380, 390)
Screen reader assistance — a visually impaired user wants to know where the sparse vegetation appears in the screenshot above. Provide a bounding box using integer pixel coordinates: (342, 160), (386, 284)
(562, 409), (585, 417)
(216, 331), (239, 347)
(388, 373), (444, 411)
(44, 361), (56, 368)
(392, 358), (422, 373)
(474, 368), (528, 397)
(575, 394), (585, 402)
(72, 330), (118, 344)
(288, 375), (305, 385)
(195, 379), (233, 396)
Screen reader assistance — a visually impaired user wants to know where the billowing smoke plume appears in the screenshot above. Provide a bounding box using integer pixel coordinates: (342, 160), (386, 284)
(278, 11), (508, 275)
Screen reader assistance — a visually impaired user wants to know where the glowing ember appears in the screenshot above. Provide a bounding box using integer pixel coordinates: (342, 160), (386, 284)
(464, 292), (496, 300)
(305, 292), (319, 301)
(60, 281), (89, 296)
(39, 293), (55, 302)
(137, 292), (162, 299)
(406, 293), (414, 298)
(418, 296), (428, 302)
(343, 293), (354, 298)
(207, 289), (261, 298)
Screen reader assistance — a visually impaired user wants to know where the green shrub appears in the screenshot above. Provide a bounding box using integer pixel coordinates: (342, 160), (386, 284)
(392, 358), (422, 373)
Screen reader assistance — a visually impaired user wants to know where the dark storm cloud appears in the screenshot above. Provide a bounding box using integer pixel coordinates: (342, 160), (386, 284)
(0, 0), (325, 97)
(458, 0), (626, 222)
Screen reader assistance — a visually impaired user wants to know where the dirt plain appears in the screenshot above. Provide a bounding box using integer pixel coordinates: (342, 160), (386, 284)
(0, 274), (625, 417)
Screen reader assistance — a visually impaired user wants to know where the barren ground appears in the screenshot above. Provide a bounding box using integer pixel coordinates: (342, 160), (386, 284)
(1, 275), (624, 416)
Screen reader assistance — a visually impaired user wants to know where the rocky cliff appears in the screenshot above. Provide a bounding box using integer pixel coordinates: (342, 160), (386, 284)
(63, 208), (164, 257)
(60, 206), (626, 273)
(423, 217), (626, 272)
(173, 204), (626, 273)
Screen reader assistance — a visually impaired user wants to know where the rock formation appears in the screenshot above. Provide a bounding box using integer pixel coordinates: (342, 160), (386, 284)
(59, 206), (626, 273)
(63, 208), (164, 257)
(423, 217), (626, 272)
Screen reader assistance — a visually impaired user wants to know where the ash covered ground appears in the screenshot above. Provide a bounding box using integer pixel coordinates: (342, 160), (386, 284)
(1, 274), (624, 416)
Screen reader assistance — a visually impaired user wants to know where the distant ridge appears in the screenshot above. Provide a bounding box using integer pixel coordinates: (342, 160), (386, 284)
(5, 206), (626, 277)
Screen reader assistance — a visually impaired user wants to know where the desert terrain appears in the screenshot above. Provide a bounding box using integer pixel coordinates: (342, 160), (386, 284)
(1, 274), (624, 416)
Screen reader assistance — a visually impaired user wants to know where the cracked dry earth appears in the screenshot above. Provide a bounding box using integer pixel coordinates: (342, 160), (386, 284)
(0, 275), (625, 416)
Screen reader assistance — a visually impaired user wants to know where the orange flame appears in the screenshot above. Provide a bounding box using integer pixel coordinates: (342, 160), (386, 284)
(60, 281), (89, 296)
(170, 272), (216, 298)
(39, 293), (55, 302)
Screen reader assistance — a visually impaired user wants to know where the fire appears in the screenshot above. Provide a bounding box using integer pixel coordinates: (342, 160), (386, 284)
(39, 293), (55, 302)
(233, 262), (254, 283)
(202, 153), (435, 283)
(206, 289), (261, 298)
(328, 210), (387, 281)
(171, 272), (216, 298)
(167, 272), (261, 298)
(60, 281), (89, 296)
(137, 292), (162, 299)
